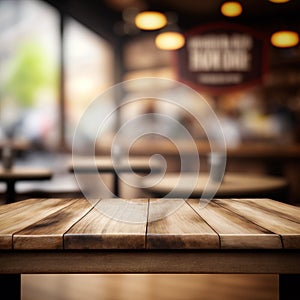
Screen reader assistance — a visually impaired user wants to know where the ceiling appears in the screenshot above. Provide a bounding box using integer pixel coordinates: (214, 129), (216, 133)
(43, 0), (300, 44)
(106, 0), (300, 26)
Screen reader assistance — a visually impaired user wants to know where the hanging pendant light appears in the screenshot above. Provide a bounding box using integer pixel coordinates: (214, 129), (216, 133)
(268, 0), (297, 48)
(155, 26), (185, 50)
(220, 1), (243, 17)
(271, 30), (299, 48)
(155, 31), (185, 50)
(135, 11), (167, 30)
(268, 0), (290, 3)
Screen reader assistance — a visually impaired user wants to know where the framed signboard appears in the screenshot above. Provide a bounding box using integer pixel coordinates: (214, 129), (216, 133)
(176, 22), (268, 94)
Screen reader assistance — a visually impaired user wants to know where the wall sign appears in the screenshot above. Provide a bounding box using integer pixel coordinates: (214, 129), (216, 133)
(176, 22), (268, 94)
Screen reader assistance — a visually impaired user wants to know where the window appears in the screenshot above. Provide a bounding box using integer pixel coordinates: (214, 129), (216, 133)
(0, 0), (59, 149)
(64, 17), (114, 149)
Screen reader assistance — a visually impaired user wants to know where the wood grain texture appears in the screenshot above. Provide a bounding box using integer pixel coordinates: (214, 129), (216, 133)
(0, 198), (47, 215)
(0, 198), (299, 252)
(13, 198), (96, 250)
(64, 198), (148, 249)
(240, 198), (300, 223)
(147, 199), (219, 249)
(0, 198), (77, 249)
(216, 199), (300, 249)
(1, 250), (300, 274)
(188, 199), (282, 249)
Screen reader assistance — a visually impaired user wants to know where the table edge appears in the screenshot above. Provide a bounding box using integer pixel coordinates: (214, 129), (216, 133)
(1, 249), (300, 274)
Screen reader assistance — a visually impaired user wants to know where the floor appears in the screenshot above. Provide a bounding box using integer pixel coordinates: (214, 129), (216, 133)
(0, 151), (281, 300)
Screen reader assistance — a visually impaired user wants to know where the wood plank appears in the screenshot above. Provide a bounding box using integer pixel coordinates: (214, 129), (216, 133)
(239, 198), (300, 224)
(147, 198), (219, 249)
(216, 199), (300, 249)
(188, 199), (282, 249)
(64, 198), (148, 249)
(0, 198), (78, 249)
(0, 198), (49, 215)
(13, 198), (96, 250)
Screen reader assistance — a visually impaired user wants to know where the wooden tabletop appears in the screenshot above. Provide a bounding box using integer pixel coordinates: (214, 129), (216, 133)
(0, 197), (300, 280)
(69, 156), (163, 197)
(0, 167), (53, 180)
(0, 167), (53, 204)
(0, 140), (31, 152)
(140, 172), (289, 198)
(0, 197), (299, 251)
(69, 156), (162, 173)
(96, 138), (300, 160)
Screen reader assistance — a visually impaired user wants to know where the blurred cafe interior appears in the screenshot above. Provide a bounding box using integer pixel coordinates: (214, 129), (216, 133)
(1, 0), (299, 205)
(1, 0), (300, 299)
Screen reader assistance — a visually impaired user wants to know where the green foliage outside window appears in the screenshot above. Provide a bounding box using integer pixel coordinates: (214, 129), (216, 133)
(3, 41), (57, 108)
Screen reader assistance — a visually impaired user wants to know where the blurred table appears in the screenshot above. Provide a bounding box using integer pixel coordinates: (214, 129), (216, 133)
(69, 156), (162, 197)
(0, 197), (299, 299)
(0, 139), (31, 156)
(96, 139), (300, 204)
(140, 172), (289, 201)
(0, 167), (52, 204)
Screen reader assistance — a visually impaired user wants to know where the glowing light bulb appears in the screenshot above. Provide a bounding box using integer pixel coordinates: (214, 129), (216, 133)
(271, 31), (299, 48)
(135, 11), (167, 30)
(221, 1), (243, 17)
(155, 31), (185, 50)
